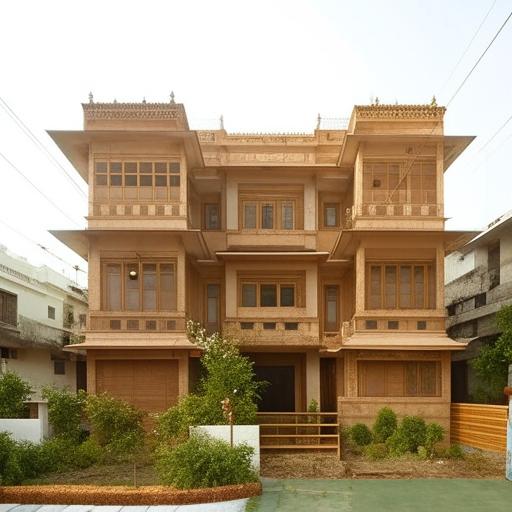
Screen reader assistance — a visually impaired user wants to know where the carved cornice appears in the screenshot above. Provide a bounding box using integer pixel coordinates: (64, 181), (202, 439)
(354, 104), (446, 120)
(82, 102), (187, 122)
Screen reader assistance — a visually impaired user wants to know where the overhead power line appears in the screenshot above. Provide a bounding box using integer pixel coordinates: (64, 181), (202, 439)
(0, 96), (87, 198)
(438, 0), (497, 96)
(0, 151), (82, 228)
(385, 7), (512, 202)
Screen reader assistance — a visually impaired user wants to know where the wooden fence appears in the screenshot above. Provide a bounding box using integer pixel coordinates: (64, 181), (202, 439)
(450, 403), (508, 453)
(256, 412), (341, 458)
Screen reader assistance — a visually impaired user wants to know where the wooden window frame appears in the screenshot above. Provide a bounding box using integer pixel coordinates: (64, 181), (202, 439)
(323, 203), (340, 229)
(366, 262), (435, 310)
(238, 276), (303, 308)
(324, 284), (340, 332)
(94, 158), (181, 203)
(101, 259), (177, 312)
(0, 289), (17, 327)
(358, 360), (441, 397)
(205, 283), (221, 331)
(203, 203), (221, 230)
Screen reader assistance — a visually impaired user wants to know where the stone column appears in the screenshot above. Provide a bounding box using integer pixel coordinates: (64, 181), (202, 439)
(306, 351), (321, 408)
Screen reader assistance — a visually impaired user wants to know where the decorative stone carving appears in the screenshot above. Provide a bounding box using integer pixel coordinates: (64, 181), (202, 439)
(354, 104), (446, 120)
(82, 102), (186, 121)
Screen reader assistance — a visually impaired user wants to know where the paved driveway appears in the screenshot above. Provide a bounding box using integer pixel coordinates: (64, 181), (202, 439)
(247, 478), (512, 512)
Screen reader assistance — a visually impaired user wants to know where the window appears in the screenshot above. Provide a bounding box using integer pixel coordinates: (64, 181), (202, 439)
(0, 290), (17, 326)
(359, 361), (440, 397)
(367, 263), (435, 310)
(79, 314), (87, 328)
(103, 261), (177, 311)
(241, 199), (297, 230)
(94, 159), (181, 202)
(241, 284), (257, 307)
(324, 204), (339, 228)
(206, 284), (220, 331)
(48, 306), (56, 320)
(240, 322), (254, 330)
(53, 359), (66, 375)
(241, 282), (297, 307)
(488, 243), (500, 289)
(204, 204), (220, 230)
(260, 285), (277, 307)
(324, 285), (339, 332)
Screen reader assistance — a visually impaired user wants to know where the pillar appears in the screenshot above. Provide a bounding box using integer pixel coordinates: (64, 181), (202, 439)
(306, 350), (321, 407)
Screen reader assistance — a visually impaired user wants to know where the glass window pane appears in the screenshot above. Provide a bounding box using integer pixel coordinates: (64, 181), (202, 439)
(369, 266), (382, 309)
(125, 162), (137, 173)
(428, 264), (435, 308)
(155, 162), (167, 174)
(140, 175), (153, 186)
(125, 175), (137, 186)
(324, 205), (338, 227)
(261, 204), (274, 229)
(325, 285), (338, 330)
(420, 362), (438, 396)
(106, 264), (121, 310)
(96, 175), (107, 186)
(205, 204), (220, 230)
(399, 266), (412, 308)
(385, 266), (397, 308)
(110, 175), (122, 186)
(260, 284), (277, 307)
(155, 175), (167, 187)
(140, 162), (152, 173)
(207, 284), (219, 324)
(282, 202), (294, 229)
(241, 284), (256, 307)
(110, 162), (122, 173)
(170, 162), (180, 174)
(414, 266), (425, 308)
(244, 204), (257, 229)
(160, 264), (176, 311)
(95, 161), (107, 173)
(142, 264), (157, 311)
(170, 175), (180, 187)
(405, 363), (418, 396)
(125, 263), (140, 311)
(280, 286), (295, 306)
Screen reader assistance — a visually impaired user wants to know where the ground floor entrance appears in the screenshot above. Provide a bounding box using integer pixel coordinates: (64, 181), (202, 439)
(254, 365), (295, 412)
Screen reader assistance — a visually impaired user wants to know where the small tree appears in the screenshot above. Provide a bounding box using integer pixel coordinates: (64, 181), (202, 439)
(472, 305), (512, 400)
(0, 372), (32, 418)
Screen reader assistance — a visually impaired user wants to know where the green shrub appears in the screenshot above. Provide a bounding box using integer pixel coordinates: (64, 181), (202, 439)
(444, 444), (465, 459)
(156, 433), (257, 489)
(0, 432), (19, 484)
(350, 423), (373, 446)
(372, 407), (397, 443)
(0, 372), (32, 418)
(42, 387), (87, 442)
(425, 423), (444, 456)
(363, 442), (388, 460)
(74, 438), (103, 468)
(86, 393), (145, 455)
(417, 445), (428, 460)
(397, 416), (426, 452)
(386, 430), (410, 456)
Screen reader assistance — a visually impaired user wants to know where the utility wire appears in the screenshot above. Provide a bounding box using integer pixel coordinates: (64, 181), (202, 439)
(0, 96), (87, 198)
(438, 0), (497, 97)
(0, 217), (86, 274)
(475, 111), (512, 156)
(0, 151), (83, 228)
(385, 8), (512, 202)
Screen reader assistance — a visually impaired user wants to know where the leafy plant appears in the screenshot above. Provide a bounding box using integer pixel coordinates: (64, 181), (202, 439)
(42, 387), (87, 442)
(363, 442), (388, 460)
(307, 398), (319, 423)
(349, 423), (373, 446)
(387, 416), (426, 455)
(372, 407), (397, 443)
(155, 433), (257, 489)
(472, 304), (512, 398)
(86, 393), (145, 455)
(0, 372), (32, 418)
(443, 444), (465, 459)
(424, 422), (444, 457)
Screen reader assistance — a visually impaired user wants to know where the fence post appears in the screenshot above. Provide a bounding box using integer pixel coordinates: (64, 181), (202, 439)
(506, 365), (512, 481)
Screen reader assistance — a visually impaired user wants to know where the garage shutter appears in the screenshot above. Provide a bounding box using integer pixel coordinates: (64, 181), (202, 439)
(96, 359), (179, 413)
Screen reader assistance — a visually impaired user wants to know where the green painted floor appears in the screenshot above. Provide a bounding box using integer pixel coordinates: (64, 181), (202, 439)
(247, 478), (512, 512)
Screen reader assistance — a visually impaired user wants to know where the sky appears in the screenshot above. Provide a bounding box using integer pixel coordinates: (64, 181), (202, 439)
(0, 0), (511, 288)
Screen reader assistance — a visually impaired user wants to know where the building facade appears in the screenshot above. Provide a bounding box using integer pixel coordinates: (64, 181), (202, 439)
(446, 211), (512, 403)
(0, 246), (88, 398)
(51, 98), (475, 434)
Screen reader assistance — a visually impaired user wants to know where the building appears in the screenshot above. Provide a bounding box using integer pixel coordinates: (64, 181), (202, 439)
(50, 97), (475, 435)
(446, 211), (512, 403)
(0, 245), (88, 397)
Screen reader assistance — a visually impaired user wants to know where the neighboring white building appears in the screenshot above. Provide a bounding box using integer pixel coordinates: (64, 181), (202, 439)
(445, 210), (512, 403)
(0, 245), (88, 399)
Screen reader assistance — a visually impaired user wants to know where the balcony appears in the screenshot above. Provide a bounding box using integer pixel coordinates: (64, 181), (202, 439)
(88, 312), (185, 333)
(226, 230), (317, 251)
(223, 318), (320, 347)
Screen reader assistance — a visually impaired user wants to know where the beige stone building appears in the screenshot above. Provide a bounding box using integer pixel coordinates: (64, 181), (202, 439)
(51, 97), (475, 433)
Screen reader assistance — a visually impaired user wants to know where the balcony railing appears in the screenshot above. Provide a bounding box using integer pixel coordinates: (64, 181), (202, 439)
(345, 203), (443, 226)
(88, 313), (185, 332)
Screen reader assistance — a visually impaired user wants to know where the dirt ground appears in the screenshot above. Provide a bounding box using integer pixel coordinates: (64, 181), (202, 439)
(260, 449), (506, 480)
